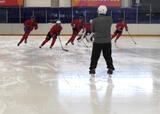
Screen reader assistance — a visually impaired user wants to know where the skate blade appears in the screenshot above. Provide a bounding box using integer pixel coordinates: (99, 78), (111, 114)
(90, 74), (95, 81)
(91, 74), (95, 77)
(108, 74), (112, 78)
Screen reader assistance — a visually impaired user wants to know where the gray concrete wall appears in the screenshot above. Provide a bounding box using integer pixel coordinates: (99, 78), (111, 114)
(24, 0), (51, 7)
(51, 0), (59, 7)
(0, 24), (160, 36)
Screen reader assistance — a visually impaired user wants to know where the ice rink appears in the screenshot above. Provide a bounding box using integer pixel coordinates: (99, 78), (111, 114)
(0, 36), (160, 114)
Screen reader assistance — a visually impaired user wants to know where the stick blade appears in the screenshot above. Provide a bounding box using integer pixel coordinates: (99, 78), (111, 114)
(62, 48), (69, 52)
(134, 41), (137, 44)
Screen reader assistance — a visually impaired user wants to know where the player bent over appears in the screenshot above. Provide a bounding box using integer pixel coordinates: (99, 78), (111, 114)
(66, 16), (84, 45)
(39, 20), (62, 49)
(111, 19), (128, 43)
(77, 20), (94, 42)
(17, 16), (38, 46)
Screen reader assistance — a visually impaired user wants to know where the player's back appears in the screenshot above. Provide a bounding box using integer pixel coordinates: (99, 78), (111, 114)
(92, 15), (112, 43)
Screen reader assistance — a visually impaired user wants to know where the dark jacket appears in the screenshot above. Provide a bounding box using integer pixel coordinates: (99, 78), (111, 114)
(91, 15), (113, 43)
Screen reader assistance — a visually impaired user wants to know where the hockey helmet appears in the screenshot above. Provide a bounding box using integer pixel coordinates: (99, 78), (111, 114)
(97, 5), (107, 15)
(56, 20), (61, 24)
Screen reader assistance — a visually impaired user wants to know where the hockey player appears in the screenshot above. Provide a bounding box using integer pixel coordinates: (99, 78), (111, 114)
(111, 19), (128, 43)
(39, 20), (62, 49)
(77, 20), (94, 42)
(89, 5), (115, 76)
(17, 16), (38, 46)
(66, 16), (84, 45)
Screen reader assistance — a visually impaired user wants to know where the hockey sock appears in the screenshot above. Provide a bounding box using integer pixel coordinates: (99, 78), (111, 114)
(50, 38), (56, 48)
(116, 34), (121, 40)
(67, 34), (77, 44)
(19, 34), (27, 44)
(111, 33), (117, 39)
(24, 33), (29, 43)
(41, 39), (49, 47)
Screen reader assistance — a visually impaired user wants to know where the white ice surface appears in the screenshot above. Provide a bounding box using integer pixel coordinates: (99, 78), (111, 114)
(0, 36), (160, 114)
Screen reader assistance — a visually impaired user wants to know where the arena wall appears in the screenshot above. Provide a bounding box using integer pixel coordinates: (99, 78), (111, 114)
(0, 24), (159, 36)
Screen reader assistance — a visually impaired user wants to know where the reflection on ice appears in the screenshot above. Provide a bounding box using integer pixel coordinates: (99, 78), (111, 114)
(0, 36), (160, 114)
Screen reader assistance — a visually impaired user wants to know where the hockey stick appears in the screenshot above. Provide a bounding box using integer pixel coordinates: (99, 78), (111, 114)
(77, 30), (86, 41)
(80, 31), (89, 48)
(81, 38), (89, 48)
(127, 31), (137, 44)
(58, 36), (69, 52)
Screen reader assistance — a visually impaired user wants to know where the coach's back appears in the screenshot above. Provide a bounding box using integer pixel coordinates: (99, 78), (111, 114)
(92, 15), (113, 44)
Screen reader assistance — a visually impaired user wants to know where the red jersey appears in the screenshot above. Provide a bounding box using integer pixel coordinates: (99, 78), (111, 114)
(116, 22), (128, 31)
(71, 19), (84, 32)
(49, 24), (62, 36)
(85, 23), (91, 32)
(24, 19), (38, 31)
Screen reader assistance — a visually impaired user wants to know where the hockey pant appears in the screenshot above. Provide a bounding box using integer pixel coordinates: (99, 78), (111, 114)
(89, 43), (115, 71)
(67, 28), (79, 43)
(112, 30), (122, 40)
(41, 32), (57, 48)
(18, 27), (31, 44)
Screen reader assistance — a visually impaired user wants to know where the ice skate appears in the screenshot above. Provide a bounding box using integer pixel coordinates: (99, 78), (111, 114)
(17, 43), (20, 46)
(107, 69), (113, 78)
(71, 42), (74, 45)
(24, 39), (27, 44)
(114, 39), (117, 43)
(107, 69), (113, 75)
(89, 69), (95, 77)
(77, 37), (81, 42)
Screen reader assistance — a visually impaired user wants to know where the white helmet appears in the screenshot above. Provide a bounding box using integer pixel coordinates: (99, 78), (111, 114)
(97, 5), (107, 15)
(89, 19), (92, 24)
(56, 20), (61, 24)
